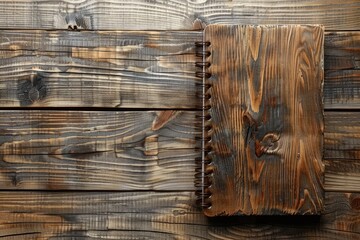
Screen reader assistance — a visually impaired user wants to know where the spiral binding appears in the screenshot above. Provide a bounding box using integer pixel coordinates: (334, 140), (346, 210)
(194, 41), (214, 209)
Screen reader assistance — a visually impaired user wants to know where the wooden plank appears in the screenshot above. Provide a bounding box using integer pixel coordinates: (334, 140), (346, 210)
(0, 30), (201, 108)
(201, 25), (324, 215)
(0, 191), (358, 239)
(325, 111), (360, 160)
(324, 111), (360, 192)
(325, 159), (360, 192)
(0, 31), (358, 109)
(0, 110), (200, 190)
(0, 0), (358, 30)
(324, 31), (360, 109)
(0, 110), (359, 192)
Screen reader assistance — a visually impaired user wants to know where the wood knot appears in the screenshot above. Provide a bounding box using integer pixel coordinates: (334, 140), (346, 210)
(17, 74), (47, 106)
(255, 133), (280, 157)
(242, 111), (257, 128)
(54, 12), (92, 30)
(28, 87), (40, 102)
(350, 197), (360, 210)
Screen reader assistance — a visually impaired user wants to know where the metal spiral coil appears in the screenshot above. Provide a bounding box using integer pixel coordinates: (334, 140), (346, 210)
(194, 41), (214, 209)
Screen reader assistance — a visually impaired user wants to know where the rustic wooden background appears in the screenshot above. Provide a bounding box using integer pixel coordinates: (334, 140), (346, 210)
(0, 0), (359, 239)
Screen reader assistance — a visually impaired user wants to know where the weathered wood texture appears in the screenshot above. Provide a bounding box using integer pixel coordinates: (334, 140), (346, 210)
(201, 25), (324, 216)
(0, 0), (358, 238)
(0, 110), (357, 192)
(324, 31), (360, 109)
(0, 191), (358, 239)
(0, 0), (358, 30)
(324, 111), (360, 192)
(0, 110), (199, 190)
(325, 160), (360, 193)
(0, 31), (357, 109)
(0, 30), (201, 108)
(325, 111), (360, 160)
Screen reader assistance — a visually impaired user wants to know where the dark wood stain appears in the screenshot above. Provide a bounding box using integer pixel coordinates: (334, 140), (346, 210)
(350, 197), (360, 210)
(17, 73), (47, 106)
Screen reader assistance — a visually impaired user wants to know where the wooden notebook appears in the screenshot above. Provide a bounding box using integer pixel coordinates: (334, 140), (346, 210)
(195, 25), (325, 216)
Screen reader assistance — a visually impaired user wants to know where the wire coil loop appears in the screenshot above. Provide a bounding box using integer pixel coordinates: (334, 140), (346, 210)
(194, 41), (213, 209)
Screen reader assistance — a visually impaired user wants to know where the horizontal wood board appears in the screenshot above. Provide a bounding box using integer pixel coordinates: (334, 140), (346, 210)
(0, 0), (358, 30)
(0, 30), (202, 108)
(0, 110), (357, 192)
(324, 31), (360, 109)
(0, 191), (358, 239)
(0, 31), (358, 108)
(0, 110), (199, 190)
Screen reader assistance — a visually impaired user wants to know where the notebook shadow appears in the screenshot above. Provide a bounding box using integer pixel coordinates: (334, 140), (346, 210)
(205, 215), (323, 238)
(207, 215), (322, 227)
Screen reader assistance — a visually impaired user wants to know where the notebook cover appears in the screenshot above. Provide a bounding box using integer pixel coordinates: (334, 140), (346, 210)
(199, 25), (324, 216)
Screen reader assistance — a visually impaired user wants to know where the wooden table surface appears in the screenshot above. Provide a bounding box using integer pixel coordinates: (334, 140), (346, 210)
(0, 0), (359, 239)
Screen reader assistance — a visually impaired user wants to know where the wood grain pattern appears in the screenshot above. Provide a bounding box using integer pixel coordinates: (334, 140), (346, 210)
(323, 111), (360, 193)
(0, 0), (358, 30)
(0, 110), (357, 192)
(0, 30), (358, 109)
(325, 111), (360, 160)
(324, 31), (360, 109)
(202, 25), (324, 215)
(0, 30), (201, 108)
(0, 110), (199, 190)
(0, 191), (358, 239)
(0, 0), (357, 238)
(325, 159), (360, 192)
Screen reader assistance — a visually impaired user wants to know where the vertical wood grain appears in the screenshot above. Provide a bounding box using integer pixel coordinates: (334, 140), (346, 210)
(203, 25), (324, 216)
